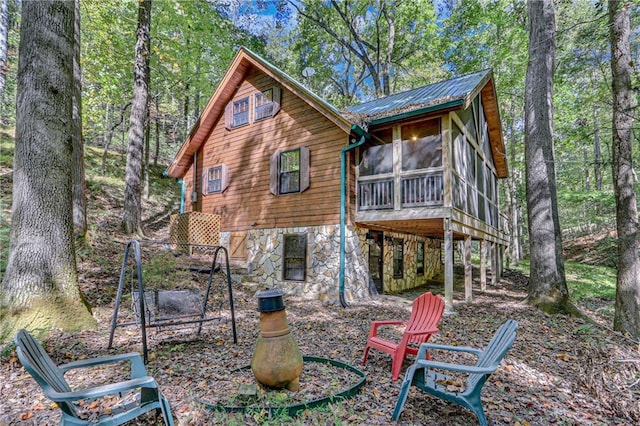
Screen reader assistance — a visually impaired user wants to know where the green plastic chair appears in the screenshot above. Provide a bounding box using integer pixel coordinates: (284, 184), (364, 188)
(14, 329), (174, 425)
(392, 319), (518, 425)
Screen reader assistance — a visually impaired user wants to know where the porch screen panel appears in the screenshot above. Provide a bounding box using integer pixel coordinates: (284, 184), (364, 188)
(401, 120), (442, 171)
(360, 144), (393, 176)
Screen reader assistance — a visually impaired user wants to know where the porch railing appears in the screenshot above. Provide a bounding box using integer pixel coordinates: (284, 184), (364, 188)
(401, 173), (443, 207)
(358, 178), (394, 211)
(357, 171), (443, 211)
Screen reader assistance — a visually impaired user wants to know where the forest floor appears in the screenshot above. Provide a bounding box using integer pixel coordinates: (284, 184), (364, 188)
(1, 236), (639, 425)
(0, 143), (639, 425)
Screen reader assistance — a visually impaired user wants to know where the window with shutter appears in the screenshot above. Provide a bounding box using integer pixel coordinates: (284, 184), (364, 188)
(202, 165), (229, 194)
(255, 88), (274, 121)
(232, 97), (249, 127)
(270, 146), (310, 195)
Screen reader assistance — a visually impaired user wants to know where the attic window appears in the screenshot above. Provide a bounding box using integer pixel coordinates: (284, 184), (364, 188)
(232, 97), (249, 127)
(202, 164), (229, 195)
(255, 89), (274, 120)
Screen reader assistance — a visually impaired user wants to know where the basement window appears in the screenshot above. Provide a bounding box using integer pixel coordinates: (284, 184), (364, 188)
(283, 234), (307, 281)
(417, 242), (425, 275)
(393, 238), (404, 279)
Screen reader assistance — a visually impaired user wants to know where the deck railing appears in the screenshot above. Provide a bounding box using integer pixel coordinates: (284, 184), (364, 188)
(357, 171), (443, 211)
(401, 173), (443, 207)
(358, 178), (394, 211)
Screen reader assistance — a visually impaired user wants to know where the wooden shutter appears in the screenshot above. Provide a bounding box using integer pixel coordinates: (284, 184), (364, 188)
(221, 164), (229, 192)
(272, 86), (282, 116)
(224, 102), (233, 130)
(270, 151), (279, 195)
(201, 169), (209, 195)
(300, 146), (310, 192)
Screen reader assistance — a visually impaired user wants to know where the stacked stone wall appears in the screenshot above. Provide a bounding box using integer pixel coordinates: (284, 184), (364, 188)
(221, 225), (443, 302)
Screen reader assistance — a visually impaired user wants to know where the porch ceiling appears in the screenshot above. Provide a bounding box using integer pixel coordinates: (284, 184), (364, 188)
(357, 218), (462, 240)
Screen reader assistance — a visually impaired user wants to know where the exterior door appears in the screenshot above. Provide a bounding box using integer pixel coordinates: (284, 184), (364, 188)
(368, 231), (384, 293)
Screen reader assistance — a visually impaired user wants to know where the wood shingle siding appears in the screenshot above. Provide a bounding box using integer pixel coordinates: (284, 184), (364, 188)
(180, 69), (349, 233)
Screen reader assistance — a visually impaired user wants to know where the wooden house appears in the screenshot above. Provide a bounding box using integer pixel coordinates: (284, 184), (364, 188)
(165, 47), (508, 309)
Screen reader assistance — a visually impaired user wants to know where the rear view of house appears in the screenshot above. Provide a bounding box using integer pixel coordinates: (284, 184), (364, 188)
(166, 47), (508, 309)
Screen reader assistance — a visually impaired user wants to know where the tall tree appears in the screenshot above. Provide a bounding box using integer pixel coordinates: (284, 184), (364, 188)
(122, 0), (151, 235)
(0, 0), (96, 341)
(72, 0), (87, 238)
(289, 0), (443, 101)
(609, 0), (640, 339)
(524, 0), (573, 314)
(0, 0), (8, 106)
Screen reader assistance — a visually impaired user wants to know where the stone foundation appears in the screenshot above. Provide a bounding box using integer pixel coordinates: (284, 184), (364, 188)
(220, 225), (443, 303)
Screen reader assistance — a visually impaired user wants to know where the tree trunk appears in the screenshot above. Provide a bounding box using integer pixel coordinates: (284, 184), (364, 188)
(609, 0), (640, 340)
(507, 98), (521, 266)
(72, 0), (87, 239)
(0, 0), (8, 108)
(154, 93), (160, 166)
(524, 0), (573, 315)
(593, 106), (602, 191)
(122, 0), (151, 235)
(143, 107), (150, 200)
(583, 144), (590, 191)
(0, 0), (96, 341)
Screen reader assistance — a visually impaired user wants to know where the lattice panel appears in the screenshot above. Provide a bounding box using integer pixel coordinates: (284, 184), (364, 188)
(169, 212), (221, 253)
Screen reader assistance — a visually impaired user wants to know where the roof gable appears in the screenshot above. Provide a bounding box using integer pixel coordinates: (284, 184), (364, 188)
(343, 70), (507, 178)
(166, 47), (352, 178)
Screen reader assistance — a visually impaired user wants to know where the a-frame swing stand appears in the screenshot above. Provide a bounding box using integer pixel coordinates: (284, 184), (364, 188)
(108, 239), (237, 363)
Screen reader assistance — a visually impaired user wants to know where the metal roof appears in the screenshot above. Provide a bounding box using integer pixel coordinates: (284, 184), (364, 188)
(343, 69), (491, 121)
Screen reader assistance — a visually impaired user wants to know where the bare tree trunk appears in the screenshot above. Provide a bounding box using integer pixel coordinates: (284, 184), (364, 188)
(593, 106), (603, 191)
(154, 93), (160, 166)
(72, 0), (87, 239)
(524, 0), (574, 315)
(122, 0), (151, 235)
(583, 144), (590, 191)
(0, 0), (8, 108)
(506, 97), (521, 266)
(143, 108), (150, 200)
(610, 0), (640, 340)
(0, 0), (96, 341)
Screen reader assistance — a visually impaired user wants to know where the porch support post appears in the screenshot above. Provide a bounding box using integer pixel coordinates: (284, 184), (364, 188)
(491, 242), (498, 286)
(480, 239), (487, 291)
(444, 217), (454, 312)
(464, 235), (472, 303)
(497, 244), (503, 282)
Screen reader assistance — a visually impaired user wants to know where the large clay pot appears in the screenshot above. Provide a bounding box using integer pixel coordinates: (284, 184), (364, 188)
(251, 288), (303, 391)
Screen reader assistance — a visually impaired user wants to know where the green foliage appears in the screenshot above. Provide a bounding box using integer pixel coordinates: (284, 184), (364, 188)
(276, 0), (445, 106)
(513, 260), (616, 302)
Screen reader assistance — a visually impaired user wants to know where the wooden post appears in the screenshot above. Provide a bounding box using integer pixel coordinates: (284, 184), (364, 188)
(480, 239), (487, 291)
(464, 235), (472, 303)
(444, 217), (454, 312)
(491, 242), (498, 286)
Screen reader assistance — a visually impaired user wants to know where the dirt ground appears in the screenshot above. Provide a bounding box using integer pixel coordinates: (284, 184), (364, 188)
(1, 265), (639, 425)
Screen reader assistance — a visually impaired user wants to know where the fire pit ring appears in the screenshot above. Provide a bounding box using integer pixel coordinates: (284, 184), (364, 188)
(196, 356), (366, 417)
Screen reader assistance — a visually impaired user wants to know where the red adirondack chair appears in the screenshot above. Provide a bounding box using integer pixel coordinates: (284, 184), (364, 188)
(362, 292), (445, 381)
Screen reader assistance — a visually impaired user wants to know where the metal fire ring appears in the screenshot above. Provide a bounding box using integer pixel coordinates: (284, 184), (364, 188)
(196, 356), (367, 417)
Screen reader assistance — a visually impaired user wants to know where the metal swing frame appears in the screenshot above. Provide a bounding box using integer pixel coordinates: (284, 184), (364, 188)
(108, 239), (237, 363)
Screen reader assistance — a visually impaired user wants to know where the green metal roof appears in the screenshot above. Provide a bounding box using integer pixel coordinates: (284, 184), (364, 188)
(343, 69), (491, 124)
